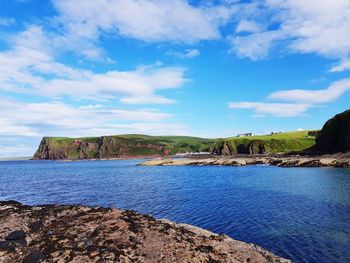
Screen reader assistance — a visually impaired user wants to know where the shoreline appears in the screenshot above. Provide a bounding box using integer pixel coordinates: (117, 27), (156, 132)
(0, 201), (290, 263)
(141, 154), (350, 168)
(13, 153), (350, 168)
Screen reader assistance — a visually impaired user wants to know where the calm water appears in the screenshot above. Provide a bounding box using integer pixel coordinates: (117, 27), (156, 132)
(0, 160), (350, 263)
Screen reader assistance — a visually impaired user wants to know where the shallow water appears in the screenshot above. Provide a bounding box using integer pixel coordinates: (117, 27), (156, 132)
(0, 160), (349, 263)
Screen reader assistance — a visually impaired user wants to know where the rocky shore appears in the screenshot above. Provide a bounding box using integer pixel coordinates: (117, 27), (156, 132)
(141, 154), (350, 168)
(0, 201), (290, 263)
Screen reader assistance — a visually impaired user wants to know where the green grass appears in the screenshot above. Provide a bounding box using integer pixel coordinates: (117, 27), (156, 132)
(222, 131), (315, 154)
(227, 131), (311, 140)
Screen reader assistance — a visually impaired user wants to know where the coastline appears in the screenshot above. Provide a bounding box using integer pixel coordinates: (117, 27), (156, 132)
(0, 201), (291, 263)
(141, 154), (350, 168)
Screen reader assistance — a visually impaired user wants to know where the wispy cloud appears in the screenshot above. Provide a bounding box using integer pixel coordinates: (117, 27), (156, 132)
(235, 20), (264, 34)
(0, 26), (187, 104)
(230, 0), (350, 65)
(228, 102), (311, 117)
(0, 17), (15, 26)
(52, 0), (234, 44)
(229, 79), (350, 117)
(269, 79), (350, 104)
(0, 98), (185, 138)
(330, 59), (350, 72)
(166, 49), (200, 59)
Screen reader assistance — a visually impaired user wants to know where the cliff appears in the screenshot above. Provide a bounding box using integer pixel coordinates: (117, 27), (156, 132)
(0, 201), (291, 263)
(33, 132), (316, 160)
(314, 109), (350, 153)
(33, 135), (216, 160)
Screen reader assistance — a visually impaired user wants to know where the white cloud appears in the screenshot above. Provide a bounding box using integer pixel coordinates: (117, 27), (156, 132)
(52, 0), (234, 43)
(230, 30), (285, 60)
(0, 26), (187, 104)
(269, 79), (350, 104)
(228, 102), (311, 117)
(330, 59), (350, 72)
(228, 78), (350, 117)
(166, 49), (200, 59)
(235, 20), (264, 33)
(184, 49), (200, 58)
(230, 0), (350, 62)
(0, 98), (185, 138)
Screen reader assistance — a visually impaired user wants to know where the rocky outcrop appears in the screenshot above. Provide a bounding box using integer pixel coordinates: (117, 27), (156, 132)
(141, 155), (350, 168)
(33, 137), (100, 160)
(0, 201), (290, 263)
(216, 141), (267, 155)
(33, 136), (170, 160)
(314, 109), (350, 153)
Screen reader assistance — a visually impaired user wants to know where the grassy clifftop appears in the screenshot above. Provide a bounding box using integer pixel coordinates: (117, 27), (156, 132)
(33, 135), (218, 160)
(215, 131), (315, 155)
(33, 131), (316, 160)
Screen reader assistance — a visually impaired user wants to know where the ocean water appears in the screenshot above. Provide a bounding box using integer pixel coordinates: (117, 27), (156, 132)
(0, 160), (350, 263)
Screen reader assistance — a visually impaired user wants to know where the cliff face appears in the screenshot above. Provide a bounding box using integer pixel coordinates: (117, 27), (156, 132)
(215, 140), (268, 155)
(33, 136), (169, 160)
(33, 137), (100, 160)
(315, 109), (350, 153)
(213, 137), (314, 155)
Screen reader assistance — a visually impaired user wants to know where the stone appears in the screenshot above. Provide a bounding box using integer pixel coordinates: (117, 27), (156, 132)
(0, 202), (291, 263)
(23, 251), (45, 263)
(5, 230), (27, 241)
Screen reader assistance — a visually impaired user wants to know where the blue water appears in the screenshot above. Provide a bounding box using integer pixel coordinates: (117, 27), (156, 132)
(0, 160), (350, 263)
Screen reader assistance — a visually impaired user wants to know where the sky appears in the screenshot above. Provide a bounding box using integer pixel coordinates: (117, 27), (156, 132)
(0, 0), (350, 157)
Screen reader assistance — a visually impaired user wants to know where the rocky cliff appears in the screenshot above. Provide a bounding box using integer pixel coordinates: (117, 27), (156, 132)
(315, 109), (350, 153)
(212, 135), (315, 155)
(34, 136), (170, 160)
(0, 201), (291, 263)
(33, 135), (216, 160)
(33, 132), (316, 160)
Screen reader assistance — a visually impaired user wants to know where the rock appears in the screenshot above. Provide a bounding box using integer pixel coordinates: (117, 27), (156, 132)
(315, 109), (350, 153)
(28, 221), (43, 233)
(0, 241), (11, 251)
(0, 202), (291, 263)
(5, 230), (27, 241)
(23, 251), (45, 263)
(142, 155), (350, 168)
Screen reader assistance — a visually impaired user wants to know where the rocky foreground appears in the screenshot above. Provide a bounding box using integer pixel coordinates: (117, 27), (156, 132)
(0, 201), (290, 263)
(141, 154), (350, 168)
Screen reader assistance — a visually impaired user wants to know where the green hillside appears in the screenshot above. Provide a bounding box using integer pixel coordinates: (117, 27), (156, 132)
(34, 131), (316, 160)
(214, 131), (316, 155)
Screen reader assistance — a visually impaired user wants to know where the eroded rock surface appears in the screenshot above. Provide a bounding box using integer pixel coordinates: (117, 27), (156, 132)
(0, 201), (291, 263)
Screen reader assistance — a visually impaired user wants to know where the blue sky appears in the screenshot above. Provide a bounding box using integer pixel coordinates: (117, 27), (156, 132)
(0, 0), (350, 157)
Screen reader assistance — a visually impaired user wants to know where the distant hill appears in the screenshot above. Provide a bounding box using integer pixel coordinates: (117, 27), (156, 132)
(213, 131), (315, 155)
(314, 109), (350, 153)
(33, 131), (316, 160)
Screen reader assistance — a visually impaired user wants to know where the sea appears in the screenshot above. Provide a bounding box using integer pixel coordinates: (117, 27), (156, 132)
(0, 159), (349, 263)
